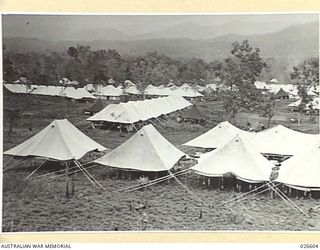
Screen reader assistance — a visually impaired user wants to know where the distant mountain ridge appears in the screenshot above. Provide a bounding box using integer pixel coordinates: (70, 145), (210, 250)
(3, 21), (318, 64)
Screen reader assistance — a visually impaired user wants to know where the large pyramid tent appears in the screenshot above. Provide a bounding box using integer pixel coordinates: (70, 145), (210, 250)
(191, 135), (273, 183)
(250, 124), (320, 156)
(276, 141), (320, 191)
(94, 124), (185, 172)
(4, 119), (106, 161)
(183, 121), (255, 149)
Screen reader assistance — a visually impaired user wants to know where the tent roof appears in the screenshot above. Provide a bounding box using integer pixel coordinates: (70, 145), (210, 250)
(126, 85), (141, 95)
(191, 135), (273, 183)
(270, 78), (279, 83)
(6, 84), (96, 99)
(4, 84), (31, 94)
(276, 141), (320, 190)
(94, 124), (185, 171)
(180, 83), (191, 89)
(98, 85), (123, 97)
(87, 102), (141, 124)
(184, 121), (255, 149)
(4, 119), (106, 161)
(181, 105), (208, 120)
(250, 124), (320, 156)
(87, 96), (191, 124)
(288, 99), (301, 107)
(274, 88), (289, 98)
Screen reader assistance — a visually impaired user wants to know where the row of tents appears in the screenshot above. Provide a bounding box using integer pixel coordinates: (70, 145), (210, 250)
(4, 83), (96, 100)
(144, 84), (203, 98)
(288, 97), (320, 111)
(4, 119), (319, 191)
(87, 96), (192, 124)
(85, 83), (204, 99)
(190, 132), (319, 190)
(184, 121), (320, 156)
(255, 81), (319, 98)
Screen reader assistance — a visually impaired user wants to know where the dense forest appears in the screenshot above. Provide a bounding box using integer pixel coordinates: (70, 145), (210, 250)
(2, 42), (305, 88)
(3, 44), (223, 87)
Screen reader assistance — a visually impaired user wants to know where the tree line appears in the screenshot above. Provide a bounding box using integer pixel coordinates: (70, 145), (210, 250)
(3, 45), (222, 87)
(3, 40), (319, 126)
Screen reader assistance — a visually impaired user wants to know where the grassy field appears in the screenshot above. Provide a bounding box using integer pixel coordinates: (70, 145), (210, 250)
(2, 93), (320, 232)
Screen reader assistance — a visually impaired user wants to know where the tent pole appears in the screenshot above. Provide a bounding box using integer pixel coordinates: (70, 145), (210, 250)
(3, 158), (28, 172)
(73, 160), (98, 188)
(65, 162), (70, 198)
(75, 160), (106, 190)
(218, 183), (274, 208)
(23, 158), (48, 181)
(268, 182), (308, 217)
(132, 124), (139, 132)
(3, 156), (14, 168)
(168, 170), (206, 205)
(91, 122), (95, 129)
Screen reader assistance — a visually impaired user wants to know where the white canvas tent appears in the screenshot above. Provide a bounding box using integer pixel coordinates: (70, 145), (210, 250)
(125, 85), (141, 95)
(288, 99), (302, 107)
(4, 119), (106, 161)
(94, 124), (185, 172)
(96, 85), (122, 97)
(276, 141), (320, 191)
(31, 85), (64, 96)
(87, 102), (141, 124)
(250, 124), (320, 156)
(60, 87), (96, 100)
(144, 85), (203, 98)
(4, 84), (31, 94)
(5, 84), (95, 100)
(191, 135), (273, 183)
(87, 96), (191, 124)
(184, 121), (255, 149)
(74, 88), (96, 99)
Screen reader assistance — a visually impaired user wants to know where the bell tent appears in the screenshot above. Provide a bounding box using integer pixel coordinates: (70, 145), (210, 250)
(276, 142), (320, 191)
(94, 124), (185, 172)
(4, 119), (106, 161)
(191, 135), (273, 183)
(183, 121), (255, 149)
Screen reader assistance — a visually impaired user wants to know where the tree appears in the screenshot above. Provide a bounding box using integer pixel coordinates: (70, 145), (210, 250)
(129, 51), (179, 97)
(220, 40), (266, 123)
(3, 58), (18, 82)
(67, 47), (80, 62)
(290, 58), (319, 103)
(129, 56), (154, 98)
(261, 95), (276, 128)
(5, 109), (22, 142)
(290, 58), (319, 125)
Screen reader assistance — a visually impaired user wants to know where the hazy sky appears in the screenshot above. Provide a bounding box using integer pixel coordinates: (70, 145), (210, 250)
(2, 13), (319, 39)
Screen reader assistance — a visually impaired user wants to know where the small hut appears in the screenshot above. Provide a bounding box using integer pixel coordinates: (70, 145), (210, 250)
(84, 99), (105, 115)
(274, 88), (289, 99)
(181, 105), (208, 124)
